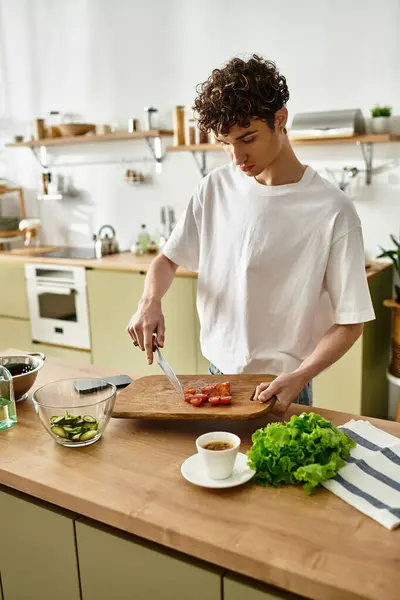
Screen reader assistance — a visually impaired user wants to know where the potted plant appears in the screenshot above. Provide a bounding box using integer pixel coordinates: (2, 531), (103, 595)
(378, 234), (400, 303)
(379, 234), (400, 377)
(370, 104), (392, 133)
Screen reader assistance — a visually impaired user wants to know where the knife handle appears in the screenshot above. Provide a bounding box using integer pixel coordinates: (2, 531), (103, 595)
(152, 332), (159, 351)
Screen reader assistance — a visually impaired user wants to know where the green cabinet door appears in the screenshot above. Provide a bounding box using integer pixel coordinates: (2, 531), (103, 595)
(87, 270), (198, 375)
(224, 573), (303, 599)
(0, 317), (31, 353)
(313, 336), (363, 414)
(76, 518), (221, 600)
(0, 263), (29, 319)
(0, 486), (80, 600)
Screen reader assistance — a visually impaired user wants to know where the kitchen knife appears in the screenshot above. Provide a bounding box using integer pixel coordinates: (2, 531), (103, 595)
(154, 346), (184, 398)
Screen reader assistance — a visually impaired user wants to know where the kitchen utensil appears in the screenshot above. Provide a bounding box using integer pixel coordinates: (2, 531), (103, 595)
(58, 123), (95, 136)
(181, 452), (255, 489)
(32, 378), (116, 447)
(0, 366), (17, 431)
(154, 346), (184, 397)
(112, 374), (277, 420)
(0, 353), (45, 401)
(94, 224), (120, 257)
(159, 206), (176, 242)
(143, 106), (158, 130)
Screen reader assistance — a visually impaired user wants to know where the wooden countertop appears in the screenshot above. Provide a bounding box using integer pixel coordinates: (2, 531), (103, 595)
(0, 247), (391, 281)
(0, 353), (399, 600)
(0, 248), (195, 277)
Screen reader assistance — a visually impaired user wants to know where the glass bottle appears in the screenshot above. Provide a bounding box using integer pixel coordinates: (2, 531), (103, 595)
(0, 366), (17, 431)
(137, 224), (150, 254)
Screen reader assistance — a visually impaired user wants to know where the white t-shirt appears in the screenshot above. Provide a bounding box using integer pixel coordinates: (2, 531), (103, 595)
(162, 164), (375, 375)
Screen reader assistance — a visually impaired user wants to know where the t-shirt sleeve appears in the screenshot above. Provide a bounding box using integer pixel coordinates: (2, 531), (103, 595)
(325, 226), (375, 324)
(162, 192), (202, 272)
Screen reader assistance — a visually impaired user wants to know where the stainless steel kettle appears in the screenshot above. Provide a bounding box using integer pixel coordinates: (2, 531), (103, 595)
(94, 225), (120, 258)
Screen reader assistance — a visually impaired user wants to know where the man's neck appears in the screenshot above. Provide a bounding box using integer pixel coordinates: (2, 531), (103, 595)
(255, 142), (306, 187)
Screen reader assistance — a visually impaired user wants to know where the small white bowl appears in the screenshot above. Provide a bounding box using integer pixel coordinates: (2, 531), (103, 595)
(196, 431), (241, 480)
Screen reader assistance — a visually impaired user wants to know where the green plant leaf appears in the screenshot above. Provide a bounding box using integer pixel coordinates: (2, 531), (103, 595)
(371, 104), (392, 117)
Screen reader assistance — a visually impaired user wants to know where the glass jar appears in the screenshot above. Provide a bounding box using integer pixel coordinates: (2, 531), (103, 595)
(0, 366), (17, 431)
(188, 119), (196, 145)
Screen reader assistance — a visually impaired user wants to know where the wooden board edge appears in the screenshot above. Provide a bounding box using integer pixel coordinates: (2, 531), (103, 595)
(111, 402), (274, 420)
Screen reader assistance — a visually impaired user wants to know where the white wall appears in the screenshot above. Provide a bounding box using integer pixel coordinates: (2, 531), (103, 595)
(0, 0), (399, 254)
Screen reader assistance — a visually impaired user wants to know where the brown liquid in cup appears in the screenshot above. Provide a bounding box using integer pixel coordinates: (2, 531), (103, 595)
(202, 441), (233, 451)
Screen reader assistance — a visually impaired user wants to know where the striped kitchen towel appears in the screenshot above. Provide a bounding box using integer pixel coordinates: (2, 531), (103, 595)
(322, 419), (400, 529)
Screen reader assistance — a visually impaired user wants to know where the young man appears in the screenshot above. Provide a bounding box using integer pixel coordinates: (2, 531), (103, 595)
(127, 55), (374, 414)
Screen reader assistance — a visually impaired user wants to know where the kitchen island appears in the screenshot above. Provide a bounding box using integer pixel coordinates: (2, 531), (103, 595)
(0, 249), (394, 419)
(0, 353), (399, 600)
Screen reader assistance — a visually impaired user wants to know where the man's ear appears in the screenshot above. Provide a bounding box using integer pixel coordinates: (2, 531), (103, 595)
(274, 107), (288, 133)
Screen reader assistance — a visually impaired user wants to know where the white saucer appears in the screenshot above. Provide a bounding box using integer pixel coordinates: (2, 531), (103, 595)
(181, 452), (255, 489)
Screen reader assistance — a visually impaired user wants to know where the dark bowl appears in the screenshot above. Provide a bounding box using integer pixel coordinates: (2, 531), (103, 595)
(0, 353), (46, 401)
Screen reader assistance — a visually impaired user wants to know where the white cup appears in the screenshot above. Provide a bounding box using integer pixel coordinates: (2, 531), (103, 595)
(196, 431), (241, 480)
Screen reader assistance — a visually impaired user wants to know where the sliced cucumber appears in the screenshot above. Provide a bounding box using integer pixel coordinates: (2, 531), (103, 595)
(69, 427), (84, 435)
(83, 422), (97, 431)
(49, 413), (100, 443)
(83, 415), (97, 423)
(63, 425), (76, 432)
(51, 425), (67, 438)
(50, 415), (65, 425)
(63, 416), (76, 424)
(79, 429), (98, 441)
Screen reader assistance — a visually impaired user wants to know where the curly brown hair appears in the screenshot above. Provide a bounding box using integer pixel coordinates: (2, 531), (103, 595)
(193, 54), (289, 135)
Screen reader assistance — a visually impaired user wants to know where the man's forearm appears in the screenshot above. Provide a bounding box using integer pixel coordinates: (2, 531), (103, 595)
(142, 253), (178, 301)
(295, 323), (364, 382)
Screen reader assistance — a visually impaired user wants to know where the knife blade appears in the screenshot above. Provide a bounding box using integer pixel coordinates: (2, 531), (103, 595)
(154, 346), (184, 398)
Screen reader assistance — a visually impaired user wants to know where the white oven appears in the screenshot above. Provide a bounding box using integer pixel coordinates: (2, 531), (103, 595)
(25, 264), (91, 350)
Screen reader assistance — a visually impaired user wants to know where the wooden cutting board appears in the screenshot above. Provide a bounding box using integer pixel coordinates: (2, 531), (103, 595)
(112, 374), (276, 420)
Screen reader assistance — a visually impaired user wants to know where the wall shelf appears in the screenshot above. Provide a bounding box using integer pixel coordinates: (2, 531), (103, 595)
(167, 134), (400, 181)
(6, 129), (173, 149)
(6, 129), (174, 169)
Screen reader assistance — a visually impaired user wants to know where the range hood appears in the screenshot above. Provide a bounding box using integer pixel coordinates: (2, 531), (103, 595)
(289, 109), (366, 139)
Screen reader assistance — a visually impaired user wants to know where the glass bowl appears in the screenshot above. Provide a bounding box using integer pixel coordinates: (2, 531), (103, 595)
(32, 378), (117, 447)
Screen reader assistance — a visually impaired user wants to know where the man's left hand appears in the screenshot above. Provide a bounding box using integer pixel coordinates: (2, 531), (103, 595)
(254, 372), (308, 415)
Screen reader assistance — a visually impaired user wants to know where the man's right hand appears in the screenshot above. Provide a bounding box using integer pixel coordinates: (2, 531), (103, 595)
(127, 297), (165, 365)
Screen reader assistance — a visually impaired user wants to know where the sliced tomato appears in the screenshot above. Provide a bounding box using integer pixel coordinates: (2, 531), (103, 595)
(215, 382), (231, 397)
(201, 384), (218, 397)
(208, 396), (220, 406)
(184, 394), (194, 403)
(184, 387), (197, 395)
(192, 393), (208, 403)
(190, 397), (203, 407)
(220, 395), (232, 405)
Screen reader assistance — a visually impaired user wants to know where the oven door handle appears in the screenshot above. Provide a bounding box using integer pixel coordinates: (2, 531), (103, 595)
(35, 285), (76, 296)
